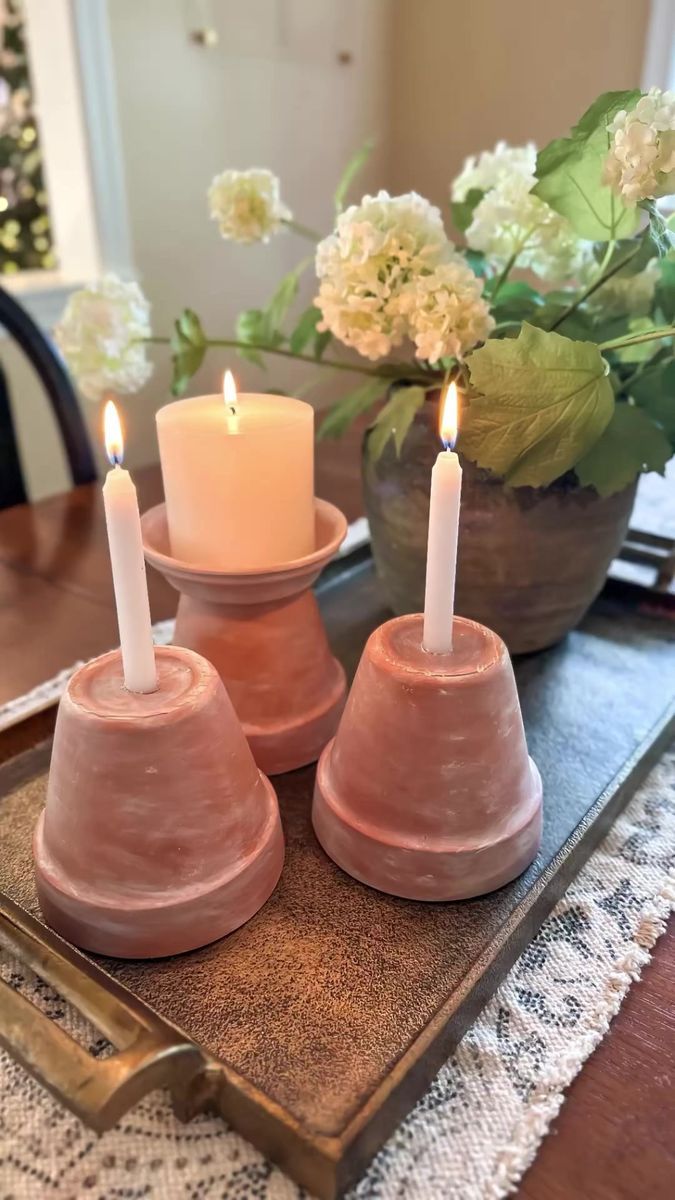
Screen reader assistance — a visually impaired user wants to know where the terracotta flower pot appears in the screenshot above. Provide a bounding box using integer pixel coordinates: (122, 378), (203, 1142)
(313, 613), (542, 901)
(362, 397), (637, 654)
(34, 645), (284, 958)
(142, 499), (347, 775)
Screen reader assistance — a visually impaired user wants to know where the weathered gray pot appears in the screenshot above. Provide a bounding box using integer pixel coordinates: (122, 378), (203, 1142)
(362, 399), (637, 655)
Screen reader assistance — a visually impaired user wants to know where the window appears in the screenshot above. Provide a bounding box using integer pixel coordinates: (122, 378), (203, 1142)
(0, 0), (56, 276)
(643, 0), (675, 93)
(0, 0), (134, 325)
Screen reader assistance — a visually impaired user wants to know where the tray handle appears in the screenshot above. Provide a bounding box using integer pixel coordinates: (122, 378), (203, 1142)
(0, 895), (208, 1131)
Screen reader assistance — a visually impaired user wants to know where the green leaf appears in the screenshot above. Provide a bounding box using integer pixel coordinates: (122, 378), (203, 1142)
(656, 258), (675, 323)
(314, 328), (332, 360)
(584, 315), (633, 345)
(462, 323), (615, 487)
(531, 302), (597, 341)
(234, 308), (268, 367)
(266, 267), (302, 333)
(463, 248), (489, 277)
(534, 90), (641, 240)
(630, 359), (675, 442)
(600, 230), (656, 277)
(177, 308), (206, 347)
(170, 340), (205, 396)
(170, 309), (207, 395)
(317, 378), (384, 440)
(489, 280), (543, 323)
(334, 139), (374, 215)
(575, 402), (671, 495)
(640, 200), (675, 257)
(236, 308), (265, 341)
(367, 386), (427, 462)
(288, 303), (331, 359)
(289, 306), (321, 355)
(234, 259), (309, 367)
(451, 188), (484, 233)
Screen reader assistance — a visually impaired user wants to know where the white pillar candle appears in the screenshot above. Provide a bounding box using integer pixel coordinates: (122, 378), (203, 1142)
(422, 383), (463, 654)
(156, 372), (315, 570)
(102, 401), (157, 693)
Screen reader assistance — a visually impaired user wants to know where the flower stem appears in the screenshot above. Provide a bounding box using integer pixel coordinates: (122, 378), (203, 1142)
(592, 238), (616, 283)
(489, 251), (519, 302)
(282, 218), (321, 243)
(549, 240), (642, 333)
(143, 335), (435, 383)
(599, 324), (675, 352)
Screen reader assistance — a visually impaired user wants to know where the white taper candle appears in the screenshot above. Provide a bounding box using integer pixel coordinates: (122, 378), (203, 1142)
(102, 401), (157, 693)
(422, 383), (463, 654)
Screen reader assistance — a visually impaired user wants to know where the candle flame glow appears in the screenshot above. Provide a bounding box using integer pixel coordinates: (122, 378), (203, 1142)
(104, 400), (124, 466)
(440, 381), (459, 451)
(223, 369), (237, 415)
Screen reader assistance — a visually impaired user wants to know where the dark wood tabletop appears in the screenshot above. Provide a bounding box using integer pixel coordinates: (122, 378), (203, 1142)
(0, 432), (672, 1200)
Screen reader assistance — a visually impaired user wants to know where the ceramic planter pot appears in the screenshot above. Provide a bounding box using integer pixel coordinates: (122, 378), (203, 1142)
(34, 645), (284, 958)
(313, 613), (542, 901)
(362, 397), (637, 655)
(142, 499), (347, 775)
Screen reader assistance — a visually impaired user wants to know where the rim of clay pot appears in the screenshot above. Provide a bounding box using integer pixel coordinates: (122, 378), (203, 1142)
(141, 497), (347, 587)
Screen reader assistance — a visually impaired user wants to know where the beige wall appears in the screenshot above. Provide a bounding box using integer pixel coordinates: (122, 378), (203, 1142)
(390, 0), (650, 211)
(6, 0), (392, 498)
(102, 0), (392, 475)
(4, 0), (653, 499)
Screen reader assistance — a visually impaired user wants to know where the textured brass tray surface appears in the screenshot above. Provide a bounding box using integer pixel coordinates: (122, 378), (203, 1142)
(0, 558), (674, 1199)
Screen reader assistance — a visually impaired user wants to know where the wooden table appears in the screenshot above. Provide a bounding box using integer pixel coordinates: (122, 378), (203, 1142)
(0, 441), (673, 1200)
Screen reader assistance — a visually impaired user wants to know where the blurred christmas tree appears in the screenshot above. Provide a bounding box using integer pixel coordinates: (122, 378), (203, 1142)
(0, 0), (55, 275)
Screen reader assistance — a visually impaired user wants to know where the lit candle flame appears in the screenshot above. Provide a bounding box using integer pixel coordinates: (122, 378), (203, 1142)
(223, 369), (237, 415)
(104, 399), (124, 466)
(440, 381), (459, 451)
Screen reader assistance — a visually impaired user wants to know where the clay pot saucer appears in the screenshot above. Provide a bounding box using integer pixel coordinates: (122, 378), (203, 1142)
(312, 613), (542, 902)
(34, 645), (284, 958)
(142, 499), (348, 775)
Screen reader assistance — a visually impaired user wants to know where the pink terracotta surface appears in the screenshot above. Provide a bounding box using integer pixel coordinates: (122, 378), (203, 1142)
(312, 614), (542, 901)
(34, 646), (284, 958)
(141, 500), (348, 775)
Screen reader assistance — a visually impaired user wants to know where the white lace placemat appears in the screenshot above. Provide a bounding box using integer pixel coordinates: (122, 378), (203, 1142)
(1, 683), (673, 1198)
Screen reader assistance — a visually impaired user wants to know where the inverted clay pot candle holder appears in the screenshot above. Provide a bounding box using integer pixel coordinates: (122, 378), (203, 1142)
(141, 499), (348, 776)
(34, 645), (284, 958)
(312, 613), (542, 901)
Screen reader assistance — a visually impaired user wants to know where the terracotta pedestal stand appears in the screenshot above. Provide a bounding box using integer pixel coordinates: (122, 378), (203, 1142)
(34, 645), (284, 958)
(142, 499), (348, 775)
(313, 614), (542, 901)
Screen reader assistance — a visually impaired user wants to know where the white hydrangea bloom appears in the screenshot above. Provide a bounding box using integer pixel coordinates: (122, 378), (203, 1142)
(588, 258), (660, 317)
(465, 175), (588, 284)
(397, 257), (494, 363)
(207, 168), (291, 243)
(451, 140), (537, 202)
(314, 191), (451, 359)
(603, 88), (675, 204)
(55, 276), (153, 402)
